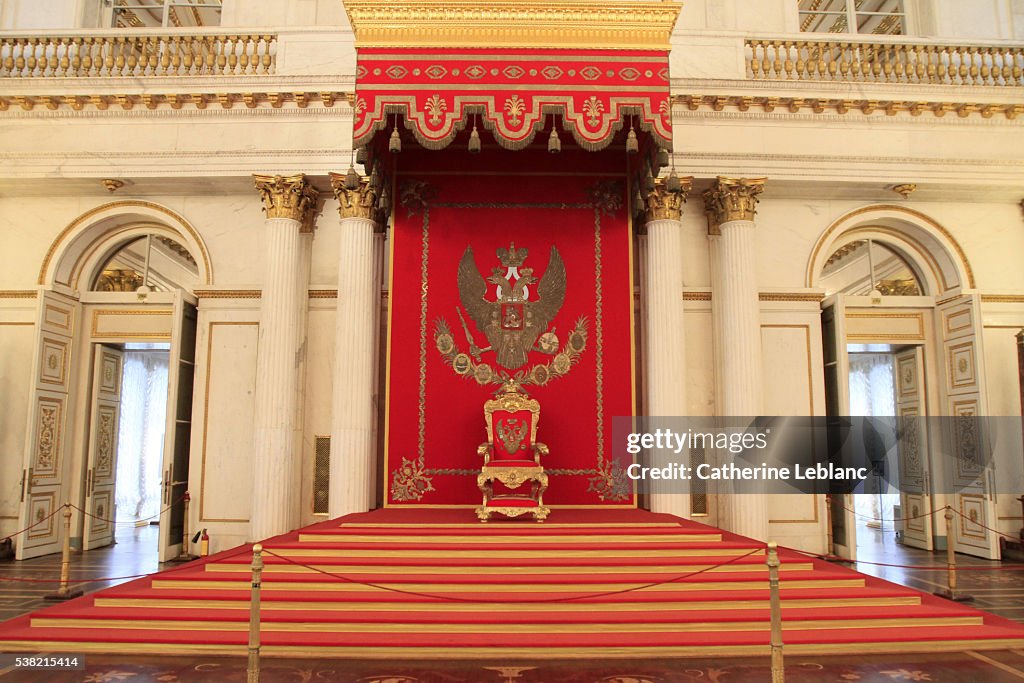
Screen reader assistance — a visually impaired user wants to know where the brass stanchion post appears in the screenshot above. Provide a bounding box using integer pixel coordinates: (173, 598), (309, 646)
(935, 506), (972, 602)
(247, 543), (264, 683)
(172, 491), (197, 562)
(767, 541), (784, 683)
(44, 505), (82, 601)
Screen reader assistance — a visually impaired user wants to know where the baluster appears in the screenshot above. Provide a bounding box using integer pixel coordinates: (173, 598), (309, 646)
(229, 35), (240, 74)
(115, 37), (128, 76)
(69, 37), (82, 76)
(761, 40), (771, 78)
(160, 36), (171, 75)
(216, 36), (227, 75)
(771, 42), (782, 78)
(935, 46), (949, 84)
(924, 45), (935, 84)
(1, 40), (12, 76)
(795, 41), (807, 80)
(997, 48), (1010, 86)
(781, 40), (793, 79)
(980, 47), (992, 85)
(262, 35), (274, 74)
(1012, 49), (1022, 86)
(968, 46), (980, 85)
(244, 35), (256, 74)
(749, 40), (761, 78)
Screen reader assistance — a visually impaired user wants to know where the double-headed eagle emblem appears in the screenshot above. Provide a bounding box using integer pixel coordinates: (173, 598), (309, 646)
(435, 242), (588, 387)
(458, 242), (565, 370)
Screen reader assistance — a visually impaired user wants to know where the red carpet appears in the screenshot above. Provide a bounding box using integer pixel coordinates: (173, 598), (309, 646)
(1, 509), (1023, 658)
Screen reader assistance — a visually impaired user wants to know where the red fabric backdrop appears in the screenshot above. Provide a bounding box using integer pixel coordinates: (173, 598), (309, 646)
(385, 147), (635, 507)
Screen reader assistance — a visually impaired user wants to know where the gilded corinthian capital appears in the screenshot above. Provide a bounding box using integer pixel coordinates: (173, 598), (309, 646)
(644, 175), (693, 223)
(702, 176), (766, 235)
(253, 173), (320, 231)
(330, 169), (379, 221)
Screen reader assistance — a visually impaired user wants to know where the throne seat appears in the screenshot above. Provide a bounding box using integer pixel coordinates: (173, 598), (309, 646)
(476, 383), (550, 522)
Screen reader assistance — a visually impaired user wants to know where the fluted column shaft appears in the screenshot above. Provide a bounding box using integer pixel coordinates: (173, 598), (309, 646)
(643, 176), (692, 518)
(250, 174), (318, 541)
(328, 172), (380, 517)
(704, 177), (768, 541)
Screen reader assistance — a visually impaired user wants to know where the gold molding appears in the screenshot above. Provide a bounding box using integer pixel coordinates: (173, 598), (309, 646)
(702, 176), (767, 234)
(194, 289), (262, 299)
(0, 92), (350, 113)
(981, 294), (1024, 304)
(90, 308), (173, 340)
(0, 290), (38, 299)
(343, 1), (682, 50)
(309, 289), (338, 299)
(673, 95), (1024, 121)
(253, 173), (320, 231)
(759, 293), (825, 302)
(644, 176), (692, 223)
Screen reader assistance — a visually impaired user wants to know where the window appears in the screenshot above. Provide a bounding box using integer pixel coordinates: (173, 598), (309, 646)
(93, 234), (200, 293)
(109, 0), (222, 28)
(799, 0), (906, 36)
(819, 239), (924, 296)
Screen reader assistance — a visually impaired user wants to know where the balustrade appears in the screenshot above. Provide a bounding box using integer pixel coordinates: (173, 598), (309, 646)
(0, 33), (276, 78)
(746, 38), (1023, 87)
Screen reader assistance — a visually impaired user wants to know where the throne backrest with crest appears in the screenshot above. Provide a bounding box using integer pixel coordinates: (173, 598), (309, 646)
(482, 387), (541, 464)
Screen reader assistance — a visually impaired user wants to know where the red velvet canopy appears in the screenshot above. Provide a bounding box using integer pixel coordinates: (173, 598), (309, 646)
(353, 47), (672, 151)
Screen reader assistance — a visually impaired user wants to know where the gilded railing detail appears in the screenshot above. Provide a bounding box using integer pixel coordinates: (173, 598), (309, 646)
(0, 33), (276, 77)
(746, 38), (1023, 87)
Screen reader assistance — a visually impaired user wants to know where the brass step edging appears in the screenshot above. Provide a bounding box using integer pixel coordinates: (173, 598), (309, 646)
(150, 579), (866, 592)
(29, 616), (984, 633)
(267, 548), (764, 559)
(94, 595), (922, 612)
(1, 639), (1023, 659)
(202, 562), (816, 575)
(297, 533), (721, 544)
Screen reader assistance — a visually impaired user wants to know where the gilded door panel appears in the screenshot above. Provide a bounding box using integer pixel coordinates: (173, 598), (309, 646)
(17, 291), (79, 560)
(895, 347), (932, 551)
(83, 345), (124, 551)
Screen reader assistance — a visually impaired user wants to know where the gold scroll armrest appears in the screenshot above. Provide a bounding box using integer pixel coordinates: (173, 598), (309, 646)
(478, 442), (492, 465)
(533, 442), (549, 465)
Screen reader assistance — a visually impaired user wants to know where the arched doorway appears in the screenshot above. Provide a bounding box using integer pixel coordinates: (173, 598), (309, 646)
(16, 202), (208, 563)
(808, 205), (997, 561)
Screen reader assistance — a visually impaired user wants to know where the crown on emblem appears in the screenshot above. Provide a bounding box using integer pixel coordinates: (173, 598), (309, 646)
(496, 242), (528, 267)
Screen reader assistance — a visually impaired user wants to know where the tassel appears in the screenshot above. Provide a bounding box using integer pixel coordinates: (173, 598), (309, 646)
(625, 122), (639, 155)
(666, 169), (682, 194)
(389, 125), (401, 153)
(468, 120), (481, 154)
(355, 146), (368, 166)
(656, 147), (670, 169)
(634, 187), (645, 211)
(379, 185), (390, 210)
(548, 127), (561, 154)
(344, 165), (360, 190)
(369, 163), (382, 190)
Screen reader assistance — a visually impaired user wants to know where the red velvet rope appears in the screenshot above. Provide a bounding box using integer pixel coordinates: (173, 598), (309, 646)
(259, 546), (767, 605)
(0, 505), (64, 541)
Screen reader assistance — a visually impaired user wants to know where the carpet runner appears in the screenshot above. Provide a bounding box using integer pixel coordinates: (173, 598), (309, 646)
(1, 508), (1023, 658)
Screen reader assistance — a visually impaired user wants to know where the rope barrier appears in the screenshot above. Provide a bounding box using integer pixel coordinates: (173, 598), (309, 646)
(840, 504), (945, 525)
(779, 543), (1024, 571)
(0, 544), (252, 587)
(67, 494), (186, 528)
(259, 546), (767, 605)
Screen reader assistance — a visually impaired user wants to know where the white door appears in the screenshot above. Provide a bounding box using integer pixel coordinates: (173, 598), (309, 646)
(936, 294), (999, 560)
(822, 295), (857, 561)
(82, 345), (124, 551)
(894, 346), (933, 551)
(17, 290), (80, 560)
(158, 293), (197, 562)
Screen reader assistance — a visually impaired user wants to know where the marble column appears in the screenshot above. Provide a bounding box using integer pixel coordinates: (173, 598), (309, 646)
(328, 169), (380, 517)
(643, 175), (693, 518)
(250, 174), (319, 540)
(703, 176), (768, 541)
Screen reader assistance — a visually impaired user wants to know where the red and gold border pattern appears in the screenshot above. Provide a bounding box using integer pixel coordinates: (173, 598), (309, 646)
(354, 48), (672, 151)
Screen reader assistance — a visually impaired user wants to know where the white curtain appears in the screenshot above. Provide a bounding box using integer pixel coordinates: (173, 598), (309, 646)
(849, 353), (898, 528)
(115, 351), (169, 524)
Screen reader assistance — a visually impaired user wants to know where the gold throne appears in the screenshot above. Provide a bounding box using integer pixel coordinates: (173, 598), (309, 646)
(476, 382), (550, 522)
